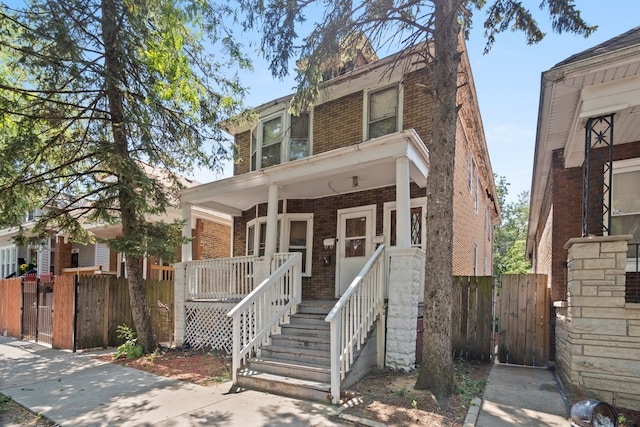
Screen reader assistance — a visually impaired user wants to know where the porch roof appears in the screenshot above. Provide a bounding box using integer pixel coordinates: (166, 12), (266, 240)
(527, 26), (640, 255)
(181, 129), (430, 216)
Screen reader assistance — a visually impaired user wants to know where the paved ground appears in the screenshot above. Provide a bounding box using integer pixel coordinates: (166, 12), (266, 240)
(0, 336), (342, 426)
(476, 363), (569, 427)
(1, 335), (571, 427)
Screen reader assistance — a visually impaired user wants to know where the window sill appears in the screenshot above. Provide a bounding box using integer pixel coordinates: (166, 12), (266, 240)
(553, 301), (567, 308)
(625, 303), (640, 309)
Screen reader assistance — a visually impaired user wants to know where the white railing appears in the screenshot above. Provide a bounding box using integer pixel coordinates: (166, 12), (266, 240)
(227, 253), (302, 383)
(325, 244), (386, 404)
(186, 256), (255, 301)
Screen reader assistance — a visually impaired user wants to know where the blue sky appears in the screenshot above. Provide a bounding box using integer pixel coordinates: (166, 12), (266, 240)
(194, 1), (639, 205)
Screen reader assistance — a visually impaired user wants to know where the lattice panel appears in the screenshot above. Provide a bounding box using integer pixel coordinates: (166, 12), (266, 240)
(184, 302), (236, 352)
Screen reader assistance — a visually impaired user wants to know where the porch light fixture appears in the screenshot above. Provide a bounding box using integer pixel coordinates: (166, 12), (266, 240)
(352, 176), (359, 188)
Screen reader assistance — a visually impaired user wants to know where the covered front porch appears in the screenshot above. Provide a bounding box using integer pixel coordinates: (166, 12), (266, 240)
(175, 130), (430, 403)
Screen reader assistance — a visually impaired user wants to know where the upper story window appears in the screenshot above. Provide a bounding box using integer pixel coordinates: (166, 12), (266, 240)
(26, 210), (36, 222)
(366, 85), (400, 139)
(609, 158), (640, 260)
(251, 112), (311, 171)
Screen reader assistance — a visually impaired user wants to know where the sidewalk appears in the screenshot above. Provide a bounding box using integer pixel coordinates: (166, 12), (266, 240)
(475, 363), (570, 427)
(0, 336), (342, 426)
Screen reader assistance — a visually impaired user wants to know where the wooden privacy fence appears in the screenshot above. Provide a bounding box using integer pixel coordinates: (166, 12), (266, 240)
(451, 276), (494, 361)
(75, 276), (174, 350)
(0, 278), (22, 338)
(498, 274), (549, 366)
(0, 275), (174, 351)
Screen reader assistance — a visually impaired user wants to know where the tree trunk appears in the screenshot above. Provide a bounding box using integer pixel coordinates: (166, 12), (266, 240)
(414, 0), (461, 398)
(101, 0), (157, 352)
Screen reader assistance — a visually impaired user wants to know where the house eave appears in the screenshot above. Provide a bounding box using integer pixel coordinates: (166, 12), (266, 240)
(181, 129), (429, 216)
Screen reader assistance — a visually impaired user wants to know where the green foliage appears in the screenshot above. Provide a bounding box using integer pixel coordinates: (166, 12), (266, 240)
(493, 176), (532, 277)
(454, 359), (487, 403)
(0, 0), (249, 254)
(114, 324), (144, 360)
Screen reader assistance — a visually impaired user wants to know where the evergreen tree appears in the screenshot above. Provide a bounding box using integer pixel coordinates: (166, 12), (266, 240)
(239, 0), (594, 397)
(0, 0), (248, 352)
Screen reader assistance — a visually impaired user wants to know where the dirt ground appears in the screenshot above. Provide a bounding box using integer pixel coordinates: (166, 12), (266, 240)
(3, 348), (640, 426)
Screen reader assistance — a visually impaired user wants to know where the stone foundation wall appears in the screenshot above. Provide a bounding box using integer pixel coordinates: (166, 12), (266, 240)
(559, 235), (640, 410)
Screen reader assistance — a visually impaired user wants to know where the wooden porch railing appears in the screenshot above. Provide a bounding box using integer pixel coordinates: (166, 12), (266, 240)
(325, 244), (386, 404)
(226, 253), (302, 383)
(185, 256), (255, 300)
(150, 264), (174, 281)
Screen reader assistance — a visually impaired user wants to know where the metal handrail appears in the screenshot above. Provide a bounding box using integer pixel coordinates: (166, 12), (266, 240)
(227, 253), (302, 383)
(325, 244), (386, 404)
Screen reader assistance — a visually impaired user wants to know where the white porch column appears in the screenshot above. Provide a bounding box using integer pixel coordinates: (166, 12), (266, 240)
(181, 202), (192, 262)
(264, 184), (279, 258)
(395, 156), (411, 248)
(173, 262), (187, 346)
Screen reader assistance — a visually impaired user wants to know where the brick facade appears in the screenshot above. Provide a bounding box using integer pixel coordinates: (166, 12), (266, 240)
(197, 219), (231, 259)
(534, 141), (640, 303)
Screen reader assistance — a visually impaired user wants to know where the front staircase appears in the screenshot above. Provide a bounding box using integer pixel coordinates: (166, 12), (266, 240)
(236, 301), (334, 402)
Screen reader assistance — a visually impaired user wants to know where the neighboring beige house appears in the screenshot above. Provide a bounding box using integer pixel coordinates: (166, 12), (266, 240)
(176, 35), (499, 403)
(526, 26), (640, 410)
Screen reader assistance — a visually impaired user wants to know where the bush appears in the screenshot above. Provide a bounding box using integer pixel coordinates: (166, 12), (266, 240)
(113, 324), (144, 359)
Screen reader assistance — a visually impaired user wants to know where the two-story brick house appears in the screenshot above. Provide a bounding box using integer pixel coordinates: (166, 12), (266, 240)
(177, 36), (498, 402)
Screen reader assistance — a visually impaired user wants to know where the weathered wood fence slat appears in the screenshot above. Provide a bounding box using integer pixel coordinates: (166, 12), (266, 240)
(498, 274), (549, 366)
(451, 276), (493, 361)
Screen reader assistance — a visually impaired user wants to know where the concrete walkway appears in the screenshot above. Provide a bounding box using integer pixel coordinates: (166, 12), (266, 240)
(476, 363), (569, 427)
(1, 335), (574, 427)
(0, 336), (342, 426)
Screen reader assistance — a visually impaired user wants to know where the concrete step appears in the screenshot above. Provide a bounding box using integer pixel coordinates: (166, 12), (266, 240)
(281, 323), (330, 338)
(236, 370), (331, 402)
(261, 345), (330, 366)
(289, 313), (329, 327)
(297, 301), (336, 315)
(271, 334), (331, 351)
(249, 357), (331, 383)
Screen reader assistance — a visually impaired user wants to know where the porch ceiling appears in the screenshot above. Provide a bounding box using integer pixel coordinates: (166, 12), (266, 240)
(181, 129), (430, 216)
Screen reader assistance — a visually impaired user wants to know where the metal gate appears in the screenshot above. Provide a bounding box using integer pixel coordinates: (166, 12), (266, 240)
(497, 274), (550, 366)
(22, 273), (55, 346)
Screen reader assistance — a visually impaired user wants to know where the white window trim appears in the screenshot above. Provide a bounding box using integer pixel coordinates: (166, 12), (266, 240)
(382, 197), (427, 250)
(474, 173), (479, 214)
(363, 83), (404, 141)
(246, 213), (314, 276)
(606, 157), (640, 271)
(250, 109), (313, 171)
(467, 154), (473, 192)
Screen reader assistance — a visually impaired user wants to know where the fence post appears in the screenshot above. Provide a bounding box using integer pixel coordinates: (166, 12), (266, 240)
(103, 278), (110, 348)
(73, 274), (78, 353)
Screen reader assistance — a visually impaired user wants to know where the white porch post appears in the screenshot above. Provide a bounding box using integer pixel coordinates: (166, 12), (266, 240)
(395, 156), (411, 248)
(181, 202), (192, 262)
(264, 184), (279, 258)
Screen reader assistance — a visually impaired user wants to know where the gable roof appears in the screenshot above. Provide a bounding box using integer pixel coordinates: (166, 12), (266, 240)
(554, 25), (640, 67)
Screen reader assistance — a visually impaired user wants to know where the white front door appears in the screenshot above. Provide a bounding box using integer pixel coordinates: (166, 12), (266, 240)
(336, 205), (375, 297)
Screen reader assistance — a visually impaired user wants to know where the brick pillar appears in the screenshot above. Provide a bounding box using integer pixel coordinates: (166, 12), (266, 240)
(385, 247), (423, 371)
(54, 236), (72, 276)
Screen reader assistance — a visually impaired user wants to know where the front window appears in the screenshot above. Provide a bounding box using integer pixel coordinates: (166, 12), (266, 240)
(368, 86), (398, 139)
(246, 214), (313, 275)
(0, 246), (17, 278)
(250, 111), (311, 170)
(610, 158), (640, 258)
(384, 198), (427, 250)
